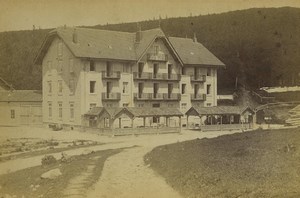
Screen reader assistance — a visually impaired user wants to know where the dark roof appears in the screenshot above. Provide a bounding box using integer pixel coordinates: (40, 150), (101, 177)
(35, 27), (225, 68)
(0, 90), (42, 102)
(85, 107), (104, 116)
(127, 107), (183, 117)
(0, 77), (14, 91)
(84, 107), (183, 119)
(168, 37), (225, 67)
(186, 106), (253, 116)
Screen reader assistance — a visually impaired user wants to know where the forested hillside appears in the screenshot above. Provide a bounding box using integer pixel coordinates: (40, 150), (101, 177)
(0, 7), (299, 90)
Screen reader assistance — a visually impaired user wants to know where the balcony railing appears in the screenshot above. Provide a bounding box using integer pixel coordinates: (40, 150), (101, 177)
(163, 93), (181, 100)
(133, 72), (181, 81)
(191, 93), (206, 101)
(134, 93), (164, 100)
(190, 75), (206, 82)
(102, 71), (121, 79)
(147, 53), (168, 62)
(102, 92), (121, 101)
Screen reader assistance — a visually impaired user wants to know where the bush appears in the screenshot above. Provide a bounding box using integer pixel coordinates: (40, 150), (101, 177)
(41, 155), (57, 166)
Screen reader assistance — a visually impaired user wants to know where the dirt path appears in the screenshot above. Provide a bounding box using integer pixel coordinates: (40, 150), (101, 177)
(85, 130), (243, 198)
(86, 146), (181, 198)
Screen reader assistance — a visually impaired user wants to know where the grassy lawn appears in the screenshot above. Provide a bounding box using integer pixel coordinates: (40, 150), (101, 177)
(0, 149), (122, 198)
(145, 128), (300, 198)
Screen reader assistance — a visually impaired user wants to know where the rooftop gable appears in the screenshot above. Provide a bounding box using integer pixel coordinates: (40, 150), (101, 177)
(168, 37), (225, 67)
(35, 27), (224, 68)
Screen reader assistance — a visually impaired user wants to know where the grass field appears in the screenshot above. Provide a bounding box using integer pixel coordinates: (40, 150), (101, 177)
(0, 149), (122, 198)
(145, 128), (300, 198)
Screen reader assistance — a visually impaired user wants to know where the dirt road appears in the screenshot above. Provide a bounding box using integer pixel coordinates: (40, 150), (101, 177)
(0, 126), (243, 197)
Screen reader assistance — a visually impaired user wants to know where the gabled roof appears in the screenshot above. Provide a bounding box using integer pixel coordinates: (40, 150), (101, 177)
(0, 90), (42, 102)
(186, 105), (253, 116)
(0, 77), (14, 91)
(35, 26), (225, 68)
(84, 107), (183, 119)
(168, 37), (225, 67)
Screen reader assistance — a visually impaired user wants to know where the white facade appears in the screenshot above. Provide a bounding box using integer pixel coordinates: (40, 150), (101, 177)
(41, 28), (221, 128)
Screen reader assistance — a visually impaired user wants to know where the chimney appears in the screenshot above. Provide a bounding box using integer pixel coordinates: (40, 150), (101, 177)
(73, 28), (78, 43)
(135, 23), (142, 43)
(193, 32), (197, 43)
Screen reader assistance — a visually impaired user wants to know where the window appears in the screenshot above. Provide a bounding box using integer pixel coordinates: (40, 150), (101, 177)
(168, 104), (174, 108)
(206, 103), (212, 107)
(138, 104), (144, 108)
(58, 80), (63, 94)
(181, 84), (186, 94)
(48, 103), (52, 117)
(58, 60), (63, 73)
(58, 103), (63, 119)
(11, 109), (15, 119)
(90, 60), (95, 71)
(70, 103), (74, 120)
(207, 68), (212, 76)
(123, 103), (129, 107)
(90, 81), (96, 93)
(123, 64), (130, 73)
(48, 81), (52, 93)
(182, 67), (186, 75)
(181, 103), (187, 109)
(90, 103), (96, 110)
(152, 103), (160, 108)
(58, 41), (63, 57)
(69, 79), (74, 95)
(69, 59), (74, 73)
(122, 82), (128, 94)
(154, 45), (159, 55)
(207, 84), (211, 95)
(153, 117), (160, 123)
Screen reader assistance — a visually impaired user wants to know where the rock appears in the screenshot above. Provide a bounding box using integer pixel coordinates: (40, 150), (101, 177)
(30, 184), (34, 188)
(35, 184), (40, 188)
(81, 149), (94, 155)
(41, 168), (62, 179)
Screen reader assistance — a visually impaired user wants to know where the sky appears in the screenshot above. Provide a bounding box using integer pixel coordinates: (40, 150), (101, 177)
(0, 0), (300, 32)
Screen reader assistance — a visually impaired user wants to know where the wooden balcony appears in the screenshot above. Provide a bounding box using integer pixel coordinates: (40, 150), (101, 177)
(163, 93), (181, 100)
(147, 53), (168, 62)
(133, 72), (181, 81)
(102, 71), (121, 80)
(190, 75), (206, 82)
(102, 92), (121, 101)
(191, 94), (206, 101)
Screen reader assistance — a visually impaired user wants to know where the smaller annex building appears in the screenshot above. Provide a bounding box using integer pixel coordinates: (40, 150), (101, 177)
(84, 107), (183, 134)
(0, 78), (42, 126)
(185, 105), (255, 131)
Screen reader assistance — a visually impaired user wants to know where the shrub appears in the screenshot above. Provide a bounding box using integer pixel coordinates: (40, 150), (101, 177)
(41, 155), (57, 166)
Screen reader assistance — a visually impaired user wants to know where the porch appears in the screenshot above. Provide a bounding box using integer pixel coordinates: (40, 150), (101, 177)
(83, 107), (183, 134)
(185, 106), (255, 131)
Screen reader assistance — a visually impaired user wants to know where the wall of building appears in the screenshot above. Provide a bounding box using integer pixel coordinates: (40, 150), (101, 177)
(0, 102), (42, 126)
(42, 35), (219, 128)
(42, 37), (83, 126)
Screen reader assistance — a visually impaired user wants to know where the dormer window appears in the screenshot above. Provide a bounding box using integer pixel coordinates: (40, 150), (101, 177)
(58, 41), (63, 57)
(154, 45), (159, 55)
